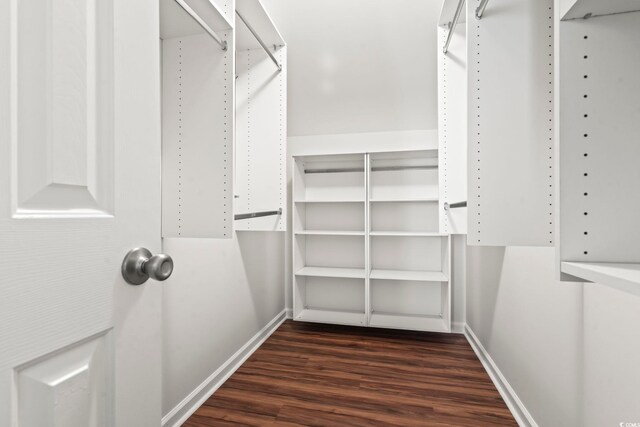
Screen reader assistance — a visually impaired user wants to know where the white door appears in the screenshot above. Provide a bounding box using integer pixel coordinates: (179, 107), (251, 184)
(0, 1), (163, 426)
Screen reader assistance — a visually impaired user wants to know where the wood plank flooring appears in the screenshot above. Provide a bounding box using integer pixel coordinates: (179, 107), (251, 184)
(184, 320), (516, 426)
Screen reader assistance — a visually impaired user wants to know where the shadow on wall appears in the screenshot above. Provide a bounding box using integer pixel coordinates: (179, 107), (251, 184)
(465, 244), (506, 346)
(237, 231), (285, 320)
(465, 245), (584, 427)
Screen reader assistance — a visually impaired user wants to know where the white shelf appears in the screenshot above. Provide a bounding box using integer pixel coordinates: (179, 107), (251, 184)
(369, 312), (448, 332)
(295, 266), (366, 279)
(236, 0), (285, 50)
(296, 309), (366, 326)
(160, 0), (233, 40)
(370, 198), (439, 203)
(294, 199), (365, 204)
(295, 230), (365, 236)
(370, 269), (448, 282)
(561, 0), (640, 20)
(369, 231), (446, 237)
(561, 262), (640, 297)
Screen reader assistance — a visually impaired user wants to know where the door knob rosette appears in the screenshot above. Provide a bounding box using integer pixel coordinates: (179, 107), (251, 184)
(121, 247), (174, 285)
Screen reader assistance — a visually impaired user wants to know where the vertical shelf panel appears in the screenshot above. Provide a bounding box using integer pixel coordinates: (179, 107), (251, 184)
(162, 30), (233, 238)
(438, 23), (468, 235)
(558, 12), (640, 264)
(467, 0), (555, 246)
(235, 47), (287, 231)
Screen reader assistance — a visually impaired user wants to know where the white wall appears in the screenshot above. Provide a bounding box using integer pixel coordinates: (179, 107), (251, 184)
(261, 0), (441, 136)
(466, 246), (583, 426)
(583, 283), (640, 427)
(467, 245), (640, 426)
(161, 233), (285, 419)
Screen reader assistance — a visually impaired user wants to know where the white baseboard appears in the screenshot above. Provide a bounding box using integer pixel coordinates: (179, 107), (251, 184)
(162, 309), (288, 427)
(451, 321), (465, 334)
(463, 325), (538, 427)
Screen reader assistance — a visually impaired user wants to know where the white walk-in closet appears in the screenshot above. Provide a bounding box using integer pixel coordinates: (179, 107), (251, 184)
(0, 0), (639, 426)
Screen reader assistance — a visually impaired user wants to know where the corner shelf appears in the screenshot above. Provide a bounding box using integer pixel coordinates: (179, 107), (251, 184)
(561, 262), (640, 297)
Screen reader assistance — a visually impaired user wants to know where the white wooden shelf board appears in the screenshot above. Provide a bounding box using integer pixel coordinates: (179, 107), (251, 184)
(370, 198), (439, 203)
(296, 309), (366, 326)
(561, 0), (640, 20)
(236, 0), (285, 50)
(438, 0), (467, 28)
(369, 231), (446, 237)
(295, 267), (366, 279)
(295, 230), (365, 236)
(294, 199), (365, 204)
(369, 312), (448, 332)
(160, 0), (233, 40)
(561, 262), (640, 297)
(370, 269), (448, 282)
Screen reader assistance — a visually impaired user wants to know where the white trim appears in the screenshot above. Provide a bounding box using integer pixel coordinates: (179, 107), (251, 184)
(162, 309), (287, 427)
(463, 325), (538, 427)
(451, 321), (465, 334)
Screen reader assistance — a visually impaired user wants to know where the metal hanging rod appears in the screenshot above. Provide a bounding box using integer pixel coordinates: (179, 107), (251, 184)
(475, 0), (490, 19)
(174, 0), (227, 50)
(235, 10), (282, 71)
(304, 165), (438, 174)
(235, 208), (282, 221)
(444, 201), (467, 210)
(443, 0), (465, 54)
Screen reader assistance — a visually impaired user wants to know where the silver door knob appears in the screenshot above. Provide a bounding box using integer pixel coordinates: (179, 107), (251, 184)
(121, 247), (174, 285)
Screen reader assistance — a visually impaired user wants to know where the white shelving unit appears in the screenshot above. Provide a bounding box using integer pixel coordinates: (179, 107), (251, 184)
(465, 0), (555, 247)
(234, 0), (287, 231)
(160, 0), (234, 238)
(292, 151), (451, 333)
(556, 8), (640, 294)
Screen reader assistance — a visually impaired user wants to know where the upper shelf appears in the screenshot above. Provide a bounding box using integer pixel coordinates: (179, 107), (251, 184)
(561, 0), (640, 20)
(438, 0), (467, 28)
(160, 0), (233, 40)
(236, 0), (285, 50)
(561, 262), (640, 297)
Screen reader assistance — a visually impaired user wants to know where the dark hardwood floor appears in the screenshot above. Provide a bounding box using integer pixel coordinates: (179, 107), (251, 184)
(184, 320), (516, 426)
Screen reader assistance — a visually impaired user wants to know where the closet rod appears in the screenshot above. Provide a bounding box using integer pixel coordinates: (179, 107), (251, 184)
(305, 165), (438, 174)
(443, 0), (465, 54)
(475, 0), (490, 19)
(444, 201), (467, 210)
(235, 208), (282, 221)
(235, 11), (282, 71)
(174, 0), (227, 50)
